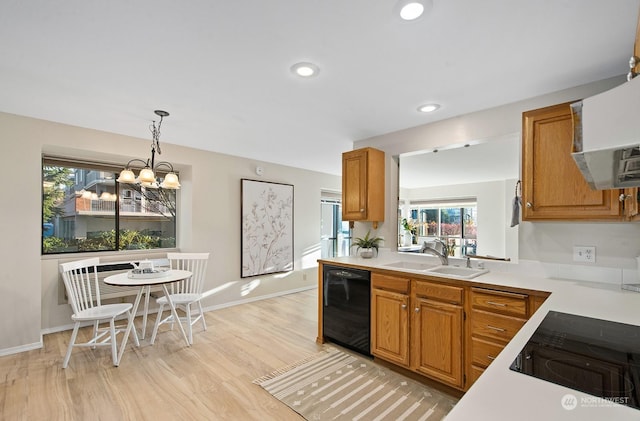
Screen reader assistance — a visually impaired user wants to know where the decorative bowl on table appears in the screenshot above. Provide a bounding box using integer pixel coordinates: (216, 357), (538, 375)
(127, 268), (170, 279)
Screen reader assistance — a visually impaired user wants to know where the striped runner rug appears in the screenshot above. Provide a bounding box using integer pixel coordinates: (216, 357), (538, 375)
(253, 347), (458, 420)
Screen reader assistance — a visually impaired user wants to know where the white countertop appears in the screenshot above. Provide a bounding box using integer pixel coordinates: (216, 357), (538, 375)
(319, 252), (640, 420)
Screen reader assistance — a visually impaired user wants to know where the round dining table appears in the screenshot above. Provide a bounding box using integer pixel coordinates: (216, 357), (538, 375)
(104, 269), (192, 365)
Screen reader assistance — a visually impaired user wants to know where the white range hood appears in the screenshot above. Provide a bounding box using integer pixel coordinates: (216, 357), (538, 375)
(571, 75), (640, 190)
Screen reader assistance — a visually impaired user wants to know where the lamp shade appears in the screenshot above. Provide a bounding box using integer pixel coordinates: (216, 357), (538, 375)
(117, 169), (137, 184)
(160, 172), (181, 189)
(138, 167), (156, 184)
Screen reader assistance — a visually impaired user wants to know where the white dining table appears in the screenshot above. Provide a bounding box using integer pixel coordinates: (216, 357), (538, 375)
(104, 269), (192, 365)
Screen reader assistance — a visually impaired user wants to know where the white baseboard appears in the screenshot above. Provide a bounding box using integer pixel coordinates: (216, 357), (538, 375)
(0, 337), (43, 357)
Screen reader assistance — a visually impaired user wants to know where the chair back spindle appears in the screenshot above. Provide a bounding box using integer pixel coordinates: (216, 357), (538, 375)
(167, 252), (209, 295)
(60, 257), (101, 314)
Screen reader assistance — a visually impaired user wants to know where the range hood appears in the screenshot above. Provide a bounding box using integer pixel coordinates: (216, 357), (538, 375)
(571, 75), (640, 190)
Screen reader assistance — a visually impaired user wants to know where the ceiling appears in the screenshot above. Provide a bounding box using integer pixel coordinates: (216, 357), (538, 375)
(1, 0), (638, 177)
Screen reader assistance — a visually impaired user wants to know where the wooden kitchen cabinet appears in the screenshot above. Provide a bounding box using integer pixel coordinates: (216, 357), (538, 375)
(410, 280), (464, 389)
(371, 273), (410, 367)
(522, 102), (622, 220)
(342, 147), (385, 227)
(622, 188), (640, 220)
(467, 287), (549, 388)
(352, 265), (550, 392)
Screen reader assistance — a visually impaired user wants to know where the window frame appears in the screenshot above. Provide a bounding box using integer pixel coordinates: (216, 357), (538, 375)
(42, 155), (178, 255)
(403, 199), (477, 256)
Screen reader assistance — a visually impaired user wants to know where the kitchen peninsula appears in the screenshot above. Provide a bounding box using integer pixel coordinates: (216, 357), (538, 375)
(317, 252), (640, 420)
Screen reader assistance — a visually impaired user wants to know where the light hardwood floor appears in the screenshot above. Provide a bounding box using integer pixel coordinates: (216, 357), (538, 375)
(0, 289), (322, 420)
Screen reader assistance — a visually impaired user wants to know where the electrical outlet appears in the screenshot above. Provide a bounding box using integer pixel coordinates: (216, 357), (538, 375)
(573, 246), (596, 263)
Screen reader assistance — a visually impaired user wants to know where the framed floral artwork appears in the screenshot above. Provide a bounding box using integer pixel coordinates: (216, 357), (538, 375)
(241, 179), (294, 278)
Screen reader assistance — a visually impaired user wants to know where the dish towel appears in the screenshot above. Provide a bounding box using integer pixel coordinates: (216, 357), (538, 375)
(511, 180), (521, 227)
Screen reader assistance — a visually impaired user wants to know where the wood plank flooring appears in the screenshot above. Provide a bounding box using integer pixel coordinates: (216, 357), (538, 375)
(0, 289), (322, 420)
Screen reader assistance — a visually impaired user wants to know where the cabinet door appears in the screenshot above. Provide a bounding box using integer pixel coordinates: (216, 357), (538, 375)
(411, 297), (464, 388)
(342, 149), (368, 221)
(522, 102), (621, 220)
(371, 288), (409, 367)
(622, 188), (640, 220)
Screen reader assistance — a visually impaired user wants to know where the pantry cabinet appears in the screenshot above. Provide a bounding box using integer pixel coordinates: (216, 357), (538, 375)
(522, 102), (622, 220)
(342, 147), (385, 227)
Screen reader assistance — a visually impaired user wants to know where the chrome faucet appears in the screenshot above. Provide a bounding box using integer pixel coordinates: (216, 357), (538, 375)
(420, 239), (449, 265)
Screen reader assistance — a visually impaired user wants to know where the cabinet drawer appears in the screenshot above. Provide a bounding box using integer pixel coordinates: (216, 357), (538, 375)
(413, 280), (463, 304)
(471, 337), (504, 368)
(469, 365), (485, 386)
(372, 273), (410, 294)
(471, 288), (528, 317)
(471, 310), (526, 343)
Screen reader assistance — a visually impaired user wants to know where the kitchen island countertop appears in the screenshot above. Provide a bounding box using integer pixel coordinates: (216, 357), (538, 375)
(318, 252), (640, 420)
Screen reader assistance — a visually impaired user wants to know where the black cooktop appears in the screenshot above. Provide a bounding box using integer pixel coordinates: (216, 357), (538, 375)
(510, 311), (640, 410)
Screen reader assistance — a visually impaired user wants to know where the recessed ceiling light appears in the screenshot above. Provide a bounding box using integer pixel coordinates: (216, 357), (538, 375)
(400, 2), (424, 20)
(290, 62), (320, 78)
(418, 103), (440, 113)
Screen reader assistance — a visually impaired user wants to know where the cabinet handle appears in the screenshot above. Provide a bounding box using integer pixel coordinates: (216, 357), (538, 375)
(526, 202), (532, 208)
(360, 208), (365, 212)
(486, 301), (507, 307)
(487, 325), (506, 332)
(414, 307), (420, 313)
(487, 355), (496, 361)
(401, 304), (407, 309)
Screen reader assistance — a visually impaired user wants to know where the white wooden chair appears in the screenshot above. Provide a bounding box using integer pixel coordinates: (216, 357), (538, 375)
(59, 257), (139, 368)
(150, 252), (210, 345)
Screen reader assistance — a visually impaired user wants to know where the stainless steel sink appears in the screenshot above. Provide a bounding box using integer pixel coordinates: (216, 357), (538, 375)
(383, 261), (437, 271)
(426, 265), (489, 279)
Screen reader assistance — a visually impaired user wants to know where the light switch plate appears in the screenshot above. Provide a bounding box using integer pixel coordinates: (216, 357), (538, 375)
(573, 246), (596, 263)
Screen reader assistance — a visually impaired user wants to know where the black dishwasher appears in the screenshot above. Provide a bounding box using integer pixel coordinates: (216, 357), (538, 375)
(322, 265), (371, 357)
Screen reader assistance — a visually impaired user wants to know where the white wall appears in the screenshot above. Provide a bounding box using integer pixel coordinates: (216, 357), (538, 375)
(0, 111), (340, 354)
(354, 76), (640, 271)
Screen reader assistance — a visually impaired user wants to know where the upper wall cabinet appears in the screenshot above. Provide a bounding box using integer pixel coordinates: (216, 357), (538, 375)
(521, 102), (623, 220)
(342, 147), (385, 228)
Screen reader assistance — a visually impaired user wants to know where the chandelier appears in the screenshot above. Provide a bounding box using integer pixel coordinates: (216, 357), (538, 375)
(116, 110), (181, 189)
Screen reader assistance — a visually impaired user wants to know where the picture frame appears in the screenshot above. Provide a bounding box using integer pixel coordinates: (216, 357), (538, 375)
(241, 178), (294, 278)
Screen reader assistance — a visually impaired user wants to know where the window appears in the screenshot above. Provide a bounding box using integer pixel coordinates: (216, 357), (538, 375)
(321, 194), (351, 258)
(42, 157), (177, 254)
(403, 200), (477, 257)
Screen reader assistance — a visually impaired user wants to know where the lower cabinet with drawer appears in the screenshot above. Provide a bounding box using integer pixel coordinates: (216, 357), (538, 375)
(371, 273), (410, 367)
(371, 274), (465, 390)
(411, 279), (465, 389)
(467, 287), (547, 387)
(368, 269), (550, 392)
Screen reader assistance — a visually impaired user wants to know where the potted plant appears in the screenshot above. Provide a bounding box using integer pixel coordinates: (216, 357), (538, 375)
(401, 218), (416, 246)
(351, 230), (383, 258)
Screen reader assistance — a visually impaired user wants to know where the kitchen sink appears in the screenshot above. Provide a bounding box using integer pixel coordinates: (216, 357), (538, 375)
(426, 265), (489, 279)
(383, 261), (438, 271)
